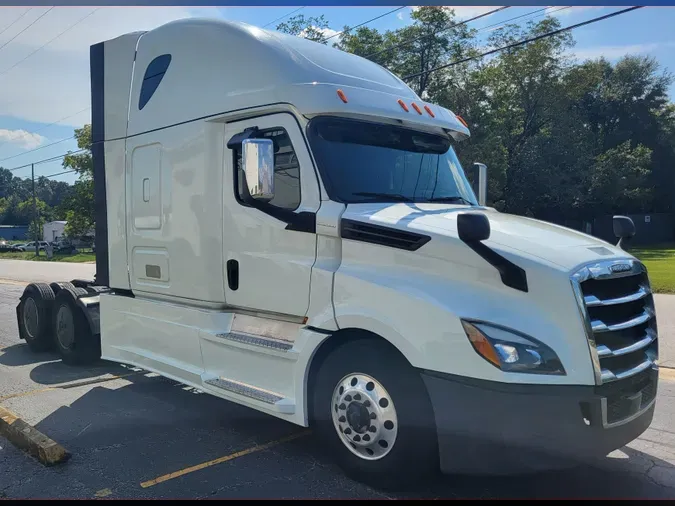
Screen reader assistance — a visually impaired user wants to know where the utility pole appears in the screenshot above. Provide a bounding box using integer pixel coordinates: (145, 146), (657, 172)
(32, 163), (38, 257)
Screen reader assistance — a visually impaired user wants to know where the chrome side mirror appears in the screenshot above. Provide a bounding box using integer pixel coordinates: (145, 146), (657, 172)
(473, 162), (487, 207)
(242, 138), (274, 202)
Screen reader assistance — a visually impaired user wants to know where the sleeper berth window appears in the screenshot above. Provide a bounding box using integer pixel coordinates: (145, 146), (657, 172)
(139, 54), (172, 110)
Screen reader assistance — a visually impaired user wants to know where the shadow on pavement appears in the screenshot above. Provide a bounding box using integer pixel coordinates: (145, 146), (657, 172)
(0, 343), (59, 367)
(7, 371), (673, 499)
(29, 359), (123, 386)
(0, 343), (128, 386)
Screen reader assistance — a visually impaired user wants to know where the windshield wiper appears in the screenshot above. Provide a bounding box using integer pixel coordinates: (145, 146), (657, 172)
(352, 192), (415, 202)
(426, 196), (474, 206)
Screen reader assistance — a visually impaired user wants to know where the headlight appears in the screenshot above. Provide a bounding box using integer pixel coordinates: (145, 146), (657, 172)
(461, 320), (565, 375)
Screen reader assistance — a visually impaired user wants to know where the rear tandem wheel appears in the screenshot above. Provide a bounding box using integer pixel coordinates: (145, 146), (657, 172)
(17, 283), (56, 352)
(52, 286), (101, 365)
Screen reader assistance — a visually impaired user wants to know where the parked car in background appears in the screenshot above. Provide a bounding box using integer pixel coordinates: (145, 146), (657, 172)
(53, 240), (78, 254)
(19, 241), (49, 252)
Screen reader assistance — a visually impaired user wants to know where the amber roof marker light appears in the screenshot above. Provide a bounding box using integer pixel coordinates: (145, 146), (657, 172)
(337, 89), (348, 103)
(456, 114), (469, 128)
(411, 102), (423, 115)
(397, 99), (409, 112)
(423, 105), (435, 118)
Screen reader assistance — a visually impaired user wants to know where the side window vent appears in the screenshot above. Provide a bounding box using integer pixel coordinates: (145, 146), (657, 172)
(139, 54), (172, 110)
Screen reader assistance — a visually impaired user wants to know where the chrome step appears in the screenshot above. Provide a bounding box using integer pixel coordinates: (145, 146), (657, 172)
(215, 331), (293, 351)
(204, 377), (284, 404)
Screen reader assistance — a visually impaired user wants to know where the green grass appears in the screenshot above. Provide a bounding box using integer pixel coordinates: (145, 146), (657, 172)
(0, 251), (96, 263)
(631, 243), (675, 294)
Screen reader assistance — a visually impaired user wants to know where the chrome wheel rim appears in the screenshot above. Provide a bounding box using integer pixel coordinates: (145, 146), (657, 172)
(331, 373), (398, 461)
(55, 304), (75, 349)
(23, 298), (39, 339)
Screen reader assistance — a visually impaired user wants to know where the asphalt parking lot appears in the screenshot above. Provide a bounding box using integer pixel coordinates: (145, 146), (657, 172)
(1, 276), (675, 499)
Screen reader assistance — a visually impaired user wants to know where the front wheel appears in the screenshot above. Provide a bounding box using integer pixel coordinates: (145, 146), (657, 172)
(310, 337), (439, 490)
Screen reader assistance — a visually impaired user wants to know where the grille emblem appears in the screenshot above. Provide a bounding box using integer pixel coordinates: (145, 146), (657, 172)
(610, 263), (631, 273)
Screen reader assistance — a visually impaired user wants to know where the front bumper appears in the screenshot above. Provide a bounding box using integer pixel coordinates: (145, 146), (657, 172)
(421, 367), (657, 475)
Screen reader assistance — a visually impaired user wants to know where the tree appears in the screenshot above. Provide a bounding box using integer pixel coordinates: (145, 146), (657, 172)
(276, 14), (331, 44)
(63, 124), (93, 179)
(61, 124), (95, 240)
(332, 11), (675, 222)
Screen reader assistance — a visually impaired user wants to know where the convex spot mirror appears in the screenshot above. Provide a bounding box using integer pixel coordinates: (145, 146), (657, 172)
(458, 212), (491, 243)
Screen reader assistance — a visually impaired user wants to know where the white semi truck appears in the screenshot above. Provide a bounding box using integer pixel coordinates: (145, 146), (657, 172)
(16, 18), (659, 488)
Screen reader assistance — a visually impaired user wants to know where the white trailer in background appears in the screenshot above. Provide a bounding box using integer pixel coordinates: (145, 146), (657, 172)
(16, 19), (659, 488)
(42, 221), (67, 243)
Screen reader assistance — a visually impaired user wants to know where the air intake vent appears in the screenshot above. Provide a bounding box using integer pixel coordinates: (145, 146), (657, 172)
(340, 219), (431, 251)
(572, 260), (658, 386)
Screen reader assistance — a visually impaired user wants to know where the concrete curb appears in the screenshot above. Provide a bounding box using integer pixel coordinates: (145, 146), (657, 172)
(0, 406), (70, 466)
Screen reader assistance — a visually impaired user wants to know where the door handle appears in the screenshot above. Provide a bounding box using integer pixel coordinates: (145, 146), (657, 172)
(227, 259), (239, 291)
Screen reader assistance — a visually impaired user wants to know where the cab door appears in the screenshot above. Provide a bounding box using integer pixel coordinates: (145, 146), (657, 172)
(222, 112), (320, 317)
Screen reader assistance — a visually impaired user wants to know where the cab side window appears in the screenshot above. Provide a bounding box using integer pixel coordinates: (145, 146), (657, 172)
(234, 128), (301, 211)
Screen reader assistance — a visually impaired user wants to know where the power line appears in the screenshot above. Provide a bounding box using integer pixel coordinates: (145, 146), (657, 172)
(42, 169), (77, 179)
(0, 8), (33, 38)
(402, 6), (643, 82)
(364, 6), (509, 61)
(386, 6), (569, 75)
(263, 7), (306, 28)
(0, 136), (76, 163)
(0, 8), (100, 79)
(0, 7), (54, 54)
(5, 149), (87, 172)
(322, 7), (407, 42)
(475, 6), (555, 34)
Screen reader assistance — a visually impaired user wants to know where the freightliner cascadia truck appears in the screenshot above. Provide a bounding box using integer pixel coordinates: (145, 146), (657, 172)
(15, 18), (659, 488)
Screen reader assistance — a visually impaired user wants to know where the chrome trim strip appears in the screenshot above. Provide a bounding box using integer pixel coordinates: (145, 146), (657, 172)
(600, 358), (655, 383)
(584, 285), (650, 307)
(596, 330), (656, 358)
(591, 308), (653, 333)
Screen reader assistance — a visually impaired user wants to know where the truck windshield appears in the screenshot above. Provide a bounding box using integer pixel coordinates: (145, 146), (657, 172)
(307, 117), (477, 205)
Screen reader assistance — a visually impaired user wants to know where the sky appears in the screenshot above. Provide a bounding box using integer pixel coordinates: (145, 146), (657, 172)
(0, 5), (673, 185)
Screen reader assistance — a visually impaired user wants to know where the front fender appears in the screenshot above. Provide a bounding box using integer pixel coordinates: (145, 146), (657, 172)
(333, 255), (595, 386)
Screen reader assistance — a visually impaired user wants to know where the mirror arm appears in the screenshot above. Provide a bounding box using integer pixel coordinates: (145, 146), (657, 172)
(239, 170), (315, 232)
(227, 127), (259, 149)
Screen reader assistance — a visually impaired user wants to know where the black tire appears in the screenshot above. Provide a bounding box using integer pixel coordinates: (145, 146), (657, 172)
(310, 336), (439, 490)
(52, 287), (100, 365)
(49, 281), (76, 296)
(18, 283), (55, 352)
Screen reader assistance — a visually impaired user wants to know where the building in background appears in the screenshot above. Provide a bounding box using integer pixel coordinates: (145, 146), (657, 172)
(43, 221), (67, 242)
(0, 225), (29, 241)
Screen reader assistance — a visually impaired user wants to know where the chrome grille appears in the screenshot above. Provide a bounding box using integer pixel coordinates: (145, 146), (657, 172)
(571, 259), (659, 385)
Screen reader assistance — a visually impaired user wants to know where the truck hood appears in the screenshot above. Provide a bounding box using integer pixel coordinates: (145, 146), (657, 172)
(343, 203), (630, 272)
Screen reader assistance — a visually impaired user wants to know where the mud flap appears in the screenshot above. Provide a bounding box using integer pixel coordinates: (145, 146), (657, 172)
(76, 296), (101, 336)
(15, 302), (24, 340)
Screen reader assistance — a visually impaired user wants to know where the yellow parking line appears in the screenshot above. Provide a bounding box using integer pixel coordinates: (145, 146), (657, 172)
(0, 372), (142, 402)
(0, 387), (54, 403)
(140, 431), (311, 488)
